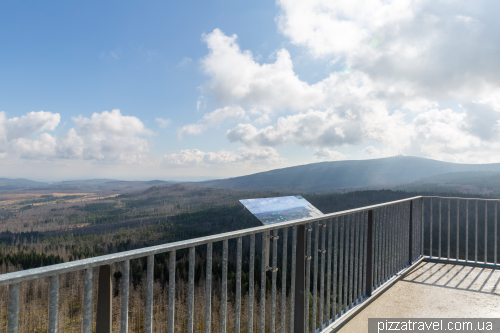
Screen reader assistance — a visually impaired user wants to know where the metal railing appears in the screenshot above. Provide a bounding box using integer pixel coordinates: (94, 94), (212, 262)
(0, 195), (497, 333)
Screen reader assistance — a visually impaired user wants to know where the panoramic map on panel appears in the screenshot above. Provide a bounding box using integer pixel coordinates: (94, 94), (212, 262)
(240, 195), (323, 225)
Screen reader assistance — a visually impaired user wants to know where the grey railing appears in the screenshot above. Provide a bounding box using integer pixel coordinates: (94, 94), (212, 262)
(4, 195), (495, 333)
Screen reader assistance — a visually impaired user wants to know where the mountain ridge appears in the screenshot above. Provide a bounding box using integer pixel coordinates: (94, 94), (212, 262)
(188, 156), (500, 191)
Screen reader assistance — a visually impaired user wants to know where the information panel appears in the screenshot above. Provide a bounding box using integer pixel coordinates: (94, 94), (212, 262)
(240, 195), (323, 225)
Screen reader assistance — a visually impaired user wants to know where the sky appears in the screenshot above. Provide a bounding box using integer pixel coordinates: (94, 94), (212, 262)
(2, 0), (500, 181)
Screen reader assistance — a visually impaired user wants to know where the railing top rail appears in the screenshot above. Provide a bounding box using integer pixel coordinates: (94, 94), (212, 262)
(423, 195), (500, 202)
(0, 195), (421, 286)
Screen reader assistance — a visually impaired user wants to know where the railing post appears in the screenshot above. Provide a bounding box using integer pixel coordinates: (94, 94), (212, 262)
(294, 225), (306, 333)
(408, 201), (413, 265)
(49, 275), (59, 333)
(365, 210), (374, 297)
(96, 265), (112, 333)
(8, 283), (20, 333)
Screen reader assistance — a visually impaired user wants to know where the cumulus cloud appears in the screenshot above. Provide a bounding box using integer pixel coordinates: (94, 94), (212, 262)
(161, 147), (284, 167)
(0, 111), (60, 141)
(200, 29), (325, 111)
(178, 105), (248, 138)
(226, 106), (409, 149)
(188, 1), (500, 164)
(363, 146), (380, 156)
(313, 148), (346, 161)
(277, 0), (500, 102)
(0, 109), (152, 162)
(405, 103), (500, 163)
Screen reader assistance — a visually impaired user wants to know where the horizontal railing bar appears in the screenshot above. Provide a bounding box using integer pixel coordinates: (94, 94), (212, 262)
(423, 196), (500, 202)
(0, 196), (422, 286)
(424, 257), (500, 269)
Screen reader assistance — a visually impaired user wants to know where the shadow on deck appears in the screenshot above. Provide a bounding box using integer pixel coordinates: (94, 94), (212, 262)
(338, 262), (500, 332)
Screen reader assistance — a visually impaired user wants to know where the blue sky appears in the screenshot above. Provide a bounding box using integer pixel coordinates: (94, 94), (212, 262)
(2, 1), (500, 181)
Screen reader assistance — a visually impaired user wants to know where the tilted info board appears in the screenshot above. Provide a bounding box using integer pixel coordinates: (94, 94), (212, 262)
(239, 195), (323, 225)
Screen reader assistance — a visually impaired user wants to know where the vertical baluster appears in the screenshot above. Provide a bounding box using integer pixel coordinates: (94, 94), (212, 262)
(395, 204), (400, 272)
(396, 204), (400, 270)
(305, 223), (312, 333)
(325, 220), (332, 323)
(421, 198), (424, 258)
(49, 275), (59, 333)
(383, 206), (388, 281)
(271, 230), (278, 333)
(373, 210), (379, 287)
(83, 268), (93, 333)
(430, 198), (433, 257)
(387, 206), (392, 277)
(485, 202), (488, 264)
(168, 251), (176, 333)
(312, 222), (319, 331)
(365, 210), (374, 297)
(495, 202), (498, 266)
(378, 208), (383, 284)
(446, 199), (451, 260)
(8, 283), (20, 333)
(343, 216), (349, 311)
(121, 261), (129, 333)
(319, 222), (326, 327)
(438, 199), (442, 259)
(205, 243), (213, 333)
(456, 200), (460, 261)
(466, 200), (469, 262)
(411, 201), (414, 262)
(281, 228), (288, 333)
(146, 255), (154, 333)
(248, 236), (255, 333)
(359, 211), (367, 300)
(289, 227), (296, 333)
(261, 233), (267, 333)
(475, 200), (478, 263)
(188, 248), (195, 333)
(221, 239), (228, 333)
(332, 217), (338, 320)
(235, 238), (242, 333)
(388, 206), (393, 277)
(349, 214), (355, 307)
(378, 208), (383, 283)
(404, 203), (408, 266)
(353, 213), (359, 304)
(338, 217), (344, 315)
(404, 203), (407, 266)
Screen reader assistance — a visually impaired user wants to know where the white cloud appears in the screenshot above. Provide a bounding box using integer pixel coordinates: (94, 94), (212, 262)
(155, 118), (172, 129)
(406, 103), (500, 163)
(178, 105), (248, 138)
(200, 29), (325, 111)
(0, 111), (60, 141)
(0, 109), (152, 162)
(363, 146), (380, 156)
(226, 106), (409, 149)
(161, 147), (284, 167)
(313, 148), (346, 161)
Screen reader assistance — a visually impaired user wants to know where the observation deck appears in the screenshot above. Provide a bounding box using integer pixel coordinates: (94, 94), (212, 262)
(0, 196), (498, 333)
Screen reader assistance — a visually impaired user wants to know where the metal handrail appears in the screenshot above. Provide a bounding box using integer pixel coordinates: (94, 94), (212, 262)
(6, 194), (500, 333)
(0, 195), (422, 286)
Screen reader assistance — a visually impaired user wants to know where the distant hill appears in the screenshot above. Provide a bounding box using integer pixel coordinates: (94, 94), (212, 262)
(189, 156), (500, 192)
(0, 178), (48, 190)
(0, 178), (173, 192)
(397, 171), (500, 194)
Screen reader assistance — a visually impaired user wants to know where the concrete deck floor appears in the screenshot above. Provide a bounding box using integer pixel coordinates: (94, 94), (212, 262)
(338, 262), (500, 333)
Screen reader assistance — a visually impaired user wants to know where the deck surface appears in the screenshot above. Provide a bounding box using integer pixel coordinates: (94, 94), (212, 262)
(338, 262), (500, 332)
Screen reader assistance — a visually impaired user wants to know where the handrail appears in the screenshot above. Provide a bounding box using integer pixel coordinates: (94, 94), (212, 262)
(0, 195), (422, 286)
